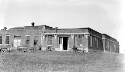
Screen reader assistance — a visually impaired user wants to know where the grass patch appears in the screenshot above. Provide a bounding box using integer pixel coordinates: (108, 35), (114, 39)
(0, 51), (124, 72)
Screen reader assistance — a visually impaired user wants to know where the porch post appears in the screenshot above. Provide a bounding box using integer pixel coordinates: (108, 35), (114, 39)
(41, 35), (46, 50)
(82, 34), (89, 52)
(53, 35), (58, 49)
(102, 39), (106, 52)
(71, 35), (75, 48)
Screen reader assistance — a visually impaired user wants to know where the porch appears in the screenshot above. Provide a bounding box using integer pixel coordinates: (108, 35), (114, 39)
(41, 33), (89, 52)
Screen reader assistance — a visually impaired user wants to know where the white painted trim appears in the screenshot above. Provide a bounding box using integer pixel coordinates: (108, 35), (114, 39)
(84, 34), (88, 38)
(14, 35), (21, 36)
(25, 35), (30, 36)
(5, 44), (9, 45)
(6, 35), (10, 36)
(54, 35), (57, 39)
(71, 35), (74, 39)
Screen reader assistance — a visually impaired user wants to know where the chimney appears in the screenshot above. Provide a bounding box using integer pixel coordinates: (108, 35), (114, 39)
(55, 27), (58, 33)
(4, 27), (7, 30)
(31, 22), (35, 26)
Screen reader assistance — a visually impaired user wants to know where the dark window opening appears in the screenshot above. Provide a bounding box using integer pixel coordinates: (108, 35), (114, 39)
(34, 40), (38, 45)
(26, 40), (30, 44)
(47, 35), (53, 45)
(59, 37), (62, 44)
(0, 36), (2, 44)
(26, 36), (30, 44)
(5, 36), (9, 44)
(34, 36), (38, 46)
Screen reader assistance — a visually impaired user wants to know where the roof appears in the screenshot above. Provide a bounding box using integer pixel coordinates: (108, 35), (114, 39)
(102, 34), (118, 43)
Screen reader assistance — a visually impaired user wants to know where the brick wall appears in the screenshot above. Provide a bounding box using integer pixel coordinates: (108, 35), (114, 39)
(102, 34), (119, 53)
(0, 25), (119, 53)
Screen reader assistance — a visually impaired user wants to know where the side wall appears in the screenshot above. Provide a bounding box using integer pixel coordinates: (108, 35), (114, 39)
(0, 29), (43, 50)
(88, 28), (103, 51)
(102, 34), (119, 53)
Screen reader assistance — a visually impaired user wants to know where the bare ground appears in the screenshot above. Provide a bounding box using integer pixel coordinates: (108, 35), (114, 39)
(0, 51), (125, 72)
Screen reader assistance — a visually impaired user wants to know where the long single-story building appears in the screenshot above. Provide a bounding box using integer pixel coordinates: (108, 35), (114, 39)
(102, 34), (119, 53)
(0, 23), (119, 53)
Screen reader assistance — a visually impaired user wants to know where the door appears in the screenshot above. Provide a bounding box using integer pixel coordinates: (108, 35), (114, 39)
(59, 37), (68, 51)
(14, 39), (21, 47)
(63, 37), (68, 50)
(59, 37), (63, 50)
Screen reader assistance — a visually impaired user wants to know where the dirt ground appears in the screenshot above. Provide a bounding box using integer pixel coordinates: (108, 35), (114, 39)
(0, 51), (125, 72)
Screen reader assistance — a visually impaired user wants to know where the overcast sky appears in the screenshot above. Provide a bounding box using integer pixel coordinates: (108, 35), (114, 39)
(0, 0), (124, 53)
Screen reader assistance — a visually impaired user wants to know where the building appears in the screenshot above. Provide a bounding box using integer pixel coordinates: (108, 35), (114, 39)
(0, 23), (119, 53)
(102, 34), (119, 53)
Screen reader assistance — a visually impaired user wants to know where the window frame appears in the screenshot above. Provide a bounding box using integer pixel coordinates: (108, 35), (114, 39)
(25, 35), (30, 45)
(47, 35), (53, 45)
(76, 35), (82, 46)
(5, 35), (10, 45)
(0, 35), (2, 45)
(34, 35), (39, 46)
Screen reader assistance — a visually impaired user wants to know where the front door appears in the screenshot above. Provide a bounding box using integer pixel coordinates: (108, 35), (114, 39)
(59, 37), (68, 51)
(14, 39), (21, 47)
(63, 37), (68, 50)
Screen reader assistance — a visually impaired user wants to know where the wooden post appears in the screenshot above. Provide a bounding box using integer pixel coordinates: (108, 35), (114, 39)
(41, 35), (46, 50)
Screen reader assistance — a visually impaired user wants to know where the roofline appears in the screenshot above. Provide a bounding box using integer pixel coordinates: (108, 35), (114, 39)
(44, 33), (89, 35)
(102, 33), (118, 42)
(58, 27), (90, 29)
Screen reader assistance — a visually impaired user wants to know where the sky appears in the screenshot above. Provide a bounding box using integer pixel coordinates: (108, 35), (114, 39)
(0, 0), (125, 53)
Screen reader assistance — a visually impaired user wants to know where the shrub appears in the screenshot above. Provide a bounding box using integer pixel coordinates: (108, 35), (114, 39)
(72, 46), (78, 52)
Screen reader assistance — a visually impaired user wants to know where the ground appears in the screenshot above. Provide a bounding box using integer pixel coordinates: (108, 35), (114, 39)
(0, 50), (125, 72)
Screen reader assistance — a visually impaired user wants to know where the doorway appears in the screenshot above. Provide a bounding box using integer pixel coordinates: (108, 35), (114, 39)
(59, 37), (68, 50)
(14, 39), (21, 47)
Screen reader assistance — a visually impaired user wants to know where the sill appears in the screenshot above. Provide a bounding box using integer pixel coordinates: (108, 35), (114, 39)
(5, 44), (9, 45)
(47, 45), (52, 46)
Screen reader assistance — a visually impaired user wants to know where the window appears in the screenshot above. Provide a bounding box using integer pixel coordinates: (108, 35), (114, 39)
(34, 40), (38, 45)
(5, 35), (9, 44)
(25, 35), (30, 44)
(0, 35), (2, 44)
(59, 37), (62, 44)
(34, 36), (38, 46)
(78, 35), (82, 38)
(47, 35), (53, 45)
(77, 35), (82, 46)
